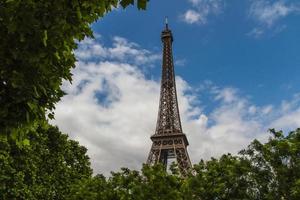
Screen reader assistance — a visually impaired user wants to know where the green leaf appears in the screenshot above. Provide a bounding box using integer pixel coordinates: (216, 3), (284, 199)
(76, 7), (82, 19)
(20, 33), (25, 42)
(54, 51), (60, 60)
(137, 0), (147, 10)
(48, 113), (54, 120)
(7, 22), (17, 33)
(42, 30), (48, 47)
(23, 139), (30, 146)
(33, 86), (39, 97)
(27, 102), (35, 110)
(120, 0), (134, 8)
(26, 111), (30, 122)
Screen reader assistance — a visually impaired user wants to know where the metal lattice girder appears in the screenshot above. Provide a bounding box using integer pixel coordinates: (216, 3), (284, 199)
(147, 22), (192, 176)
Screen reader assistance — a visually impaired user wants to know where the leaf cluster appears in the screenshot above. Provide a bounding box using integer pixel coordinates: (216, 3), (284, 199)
(68, 164), (184, 200)
(1, 125), (299, 200)
(0, 0), (148, 138)
(0, 122), (92, 200)
(68, 129), (300, 200)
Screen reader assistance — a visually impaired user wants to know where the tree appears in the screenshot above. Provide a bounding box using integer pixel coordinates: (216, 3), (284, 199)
(183, 154), (255, 200)
(57, 128), (300, 200)
(0, 122), (92, 200)
(183, 129), (300, 200)
(240, 128), (300, 200)
(0, 0), (148, 138)
(138, 164), (183, 200)
(67, 174), (114, 200)
(68, 164), (184, 200)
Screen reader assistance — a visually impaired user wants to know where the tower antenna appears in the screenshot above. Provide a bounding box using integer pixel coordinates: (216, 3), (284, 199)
(165, 16), (168, 29)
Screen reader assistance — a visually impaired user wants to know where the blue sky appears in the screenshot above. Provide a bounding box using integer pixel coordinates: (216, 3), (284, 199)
(94, 0), (300, 109)
(53, 0), (300, 174)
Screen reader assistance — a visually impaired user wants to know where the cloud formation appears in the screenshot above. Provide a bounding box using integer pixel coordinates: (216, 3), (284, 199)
(181, 0), (224, 24)
(53, 35), (300, 175)
(180, 0), (299, 37)
(76, 35), (161, 66)
(182, 10), (202, 24)
(248, 0), (300, 37)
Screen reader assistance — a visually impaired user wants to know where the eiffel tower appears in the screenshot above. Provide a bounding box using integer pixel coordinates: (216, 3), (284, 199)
(147, 19), (192, 176)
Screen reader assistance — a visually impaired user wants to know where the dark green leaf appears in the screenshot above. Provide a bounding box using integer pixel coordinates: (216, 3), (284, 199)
(120, 0), (134, 8)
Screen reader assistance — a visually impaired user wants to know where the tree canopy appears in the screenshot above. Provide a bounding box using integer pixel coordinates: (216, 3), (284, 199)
(68, 129), (300, 200)
(0, 0), (148, 139)
(0, 122), (92, 200)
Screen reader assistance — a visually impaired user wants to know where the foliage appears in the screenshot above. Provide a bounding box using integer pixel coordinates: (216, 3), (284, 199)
(68, 129), (300, 200)
(138, 164), (183, 200)
(183, 154), (254, 200)
(0, 122), (92, 200)
(183, 129), (300, 200)
(1, 126), (300, 199)
(68, 164), (184, 200)
(67, 174), (114, 200)
(0, 0), (148, 138)
(240, 128), (300, 199)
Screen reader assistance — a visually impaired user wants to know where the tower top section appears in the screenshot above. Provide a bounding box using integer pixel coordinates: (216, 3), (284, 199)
(154, 19), (182, 137)
(161, 17), (173, 42)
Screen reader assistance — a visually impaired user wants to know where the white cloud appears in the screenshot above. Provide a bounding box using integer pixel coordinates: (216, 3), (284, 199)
(187, 84), (268, 160)
(248, 0), (300, 37)
(174, 58), (187, 67)
(270, 109), (300, 130)
(249, 0), (296, 27)
(247, 27), (265, 38)
(262, 105), (273, 114)
(269, 94), (300, 131)
(213, 87), (239, 103)
(55, 60), (159, 174)
(182, 10), (202, 24)
(53, 35), (300, 175)
(181, 0), (224, 24)
(76, 35), (160, 66)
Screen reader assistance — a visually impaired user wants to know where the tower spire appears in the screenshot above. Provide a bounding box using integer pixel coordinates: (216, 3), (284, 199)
(146, 21), (192, 176)
(165, 16), (168, 30)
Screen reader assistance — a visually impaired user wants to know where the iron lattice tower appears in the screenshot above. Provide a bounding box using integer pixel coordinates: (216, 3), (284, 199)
(147, 20), (192, 176)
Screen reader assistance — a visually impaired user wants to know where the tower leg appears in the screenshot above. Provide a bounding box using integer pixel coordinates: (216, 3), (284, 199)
(147, 139), (192, 177)
(147, 144), (160, 164)
(175, 148), (192, 176)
